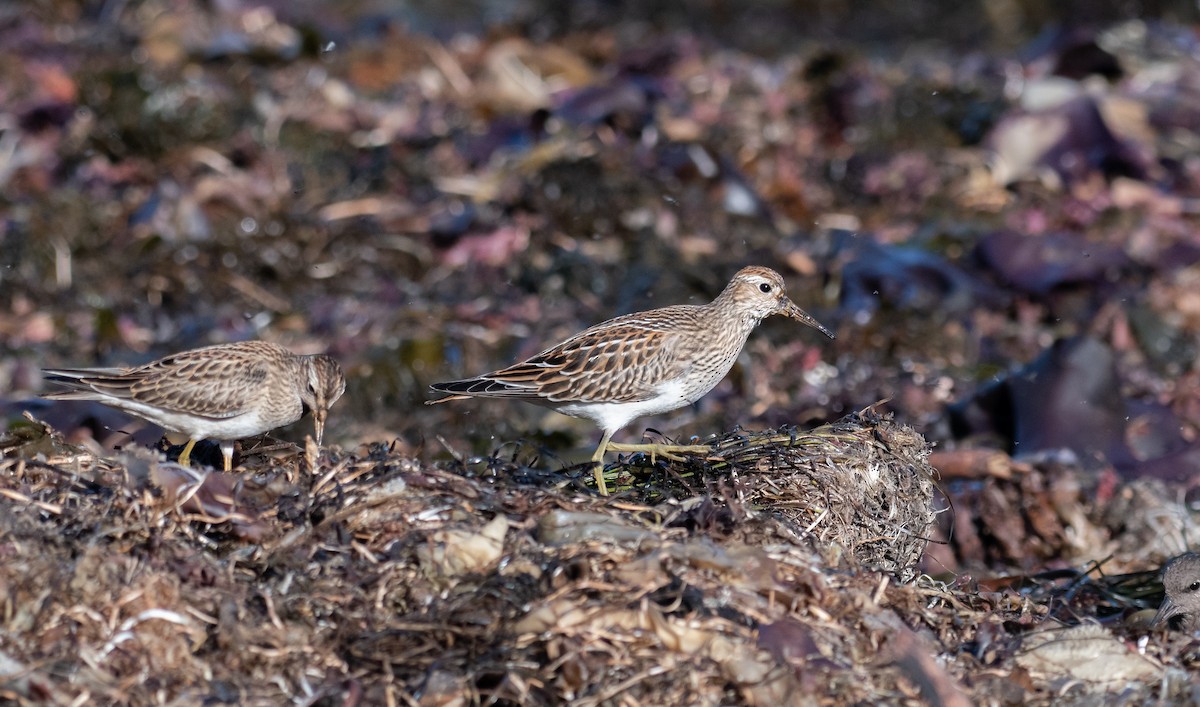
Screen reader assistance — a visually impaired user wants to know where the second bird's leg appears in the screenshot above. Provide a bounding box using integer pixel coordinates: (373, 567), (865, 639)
(176, 438), (198, 467)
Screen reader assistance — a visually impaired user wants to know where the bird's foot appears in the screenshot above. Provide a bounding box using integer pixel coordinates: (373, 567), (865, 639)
(605, 441), (712, 463)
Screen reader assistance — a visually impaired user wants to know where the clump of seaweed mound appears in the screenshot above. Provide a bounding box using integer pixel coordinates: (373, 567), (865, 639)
(701, 410), (938, 582)
(606, 410), (937, 582)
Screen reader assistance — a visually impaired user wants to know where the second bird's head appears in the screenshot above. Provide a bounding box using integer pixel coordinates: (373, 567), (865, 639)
(301, 354), (347, 445)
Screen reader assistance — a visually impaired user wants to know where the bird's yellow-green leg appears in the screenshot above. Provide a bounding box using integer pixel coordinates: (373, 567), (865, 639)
(177, 439), (197, 467)
(591, 430), (615, 496)
(605, 441), (711, 462)
(219, 441), (235, 472)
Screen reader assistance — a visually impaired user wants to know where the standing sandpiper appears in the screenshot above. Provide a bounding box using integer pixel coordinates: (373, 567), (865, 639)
(43, 341), (346, 471)
(428, 265), (835, 495)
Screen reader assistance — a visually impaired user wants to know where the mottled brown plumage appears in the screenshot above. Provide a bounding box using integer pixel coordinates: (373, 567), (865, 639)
(429, 266), (835, 494)
(43, 341), (346, 470)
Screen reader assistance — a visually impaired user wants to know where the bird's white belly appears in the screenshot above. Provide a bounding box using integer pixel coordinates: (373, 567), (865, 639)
(110, 399), (280, 441)
(556, 378), (697, 432)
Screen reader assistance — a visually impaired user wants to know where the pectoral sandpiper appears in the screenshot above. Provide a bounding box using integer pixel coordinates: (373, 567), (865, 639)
(428, 266), (835, 495)
(43, 341), (346, 471)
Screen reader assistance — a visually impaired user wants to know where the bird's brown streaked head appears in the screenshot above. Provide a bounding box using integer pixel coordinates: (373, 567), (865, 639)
(722, 266), (836, 339)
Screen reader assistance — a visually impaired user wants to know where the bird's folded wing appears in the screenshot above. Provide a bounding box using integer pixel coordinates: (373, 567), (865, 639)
(475, 323), (688, 403)
(47, 353), (271, 419)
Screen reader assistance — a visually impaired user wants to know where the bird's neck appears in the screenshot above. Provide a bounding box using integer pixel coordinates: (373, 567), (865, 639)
(705, 293), (761, 336)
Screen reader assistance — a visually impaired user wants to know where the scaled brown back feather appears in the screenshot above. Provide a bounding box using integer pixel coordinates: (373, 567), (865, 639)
(44, 342), (286, 419)
(429, 309), (702, 404)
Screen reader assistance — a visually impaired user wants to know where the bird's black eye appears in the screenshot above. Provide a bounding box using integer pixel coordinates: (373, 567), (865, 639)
(1190, 581), (1200, 592)
(759, 282), (772, 293)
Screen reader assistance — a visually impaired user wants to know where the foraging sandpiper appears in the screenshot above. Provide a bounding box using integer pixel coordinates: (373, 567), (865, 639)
(43, 341), (345, 471)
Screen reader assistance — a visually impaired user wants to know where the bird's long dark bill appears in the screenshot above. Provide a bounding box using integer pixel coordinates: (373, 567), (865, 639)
(313, 408), (327, 446)
(781, 300), (836, 339)
(1153, 597), (1183, 627)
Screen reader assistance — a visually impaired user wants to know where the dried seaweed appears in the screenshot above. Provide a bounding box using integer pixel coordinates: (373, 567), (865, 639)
(706, 411), (937, 582)
(601, 410), (936, 582)
(4, 411), (1191, 705)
